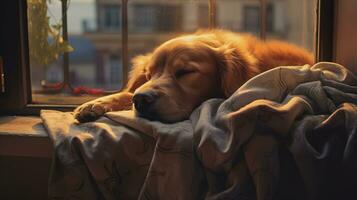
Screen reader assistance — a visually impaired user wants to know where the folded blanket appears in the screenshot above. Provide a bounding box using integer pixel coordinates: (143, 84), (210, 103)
(41, 62), (357, 200)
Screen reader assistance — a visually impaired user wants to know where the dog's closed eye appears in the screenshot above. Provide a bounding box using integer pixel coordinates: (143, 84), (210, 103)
(175, 69), (196, 79)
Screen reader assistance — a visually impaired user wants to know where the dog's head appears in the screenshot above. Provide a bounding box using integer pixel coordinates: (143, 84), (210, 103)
(128, 31), (259, 122)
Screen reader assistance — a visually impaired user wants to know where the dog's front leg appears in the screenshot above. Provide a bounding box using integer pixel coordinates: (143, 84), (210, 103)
(74, 92), (133, 123)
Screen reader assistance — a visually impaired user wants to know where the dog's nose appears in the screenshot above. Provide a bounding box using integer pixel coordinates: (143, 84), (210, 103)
(133, 92), (157, 115)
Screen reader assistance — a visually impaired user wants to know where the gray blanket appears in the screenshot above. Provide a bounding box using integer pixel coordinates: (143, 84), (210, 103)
(41, 62), (357, 200)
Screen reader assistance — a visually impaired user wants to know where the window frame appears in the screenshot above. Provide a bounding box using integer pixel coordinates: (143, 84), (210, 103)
(0, 0), (74, 114)
(0, 0), (33, 114)
(316, 0), (336, 62)
(0, 0), (336, 115)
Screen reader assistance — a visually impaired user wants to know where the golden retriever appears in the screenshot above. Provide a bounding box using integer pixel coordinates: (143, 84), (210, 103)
(74, 29), (313, 123)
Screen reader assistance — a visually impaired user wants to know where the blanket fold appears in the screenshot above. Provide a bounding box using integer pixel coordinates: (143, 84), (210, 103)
(41, 62), (357, 200)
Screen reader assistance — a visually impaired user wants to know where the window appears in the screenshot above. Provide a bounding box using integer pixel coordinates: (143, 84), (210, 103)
(102, 5), (121, 30)
(243, 5), (260, 34)
(132, 5), (157, 33)
(108, 55), (122, 87)
(155, 5), (182, 32)
(1, 0), (331, 114)
(131, 4), (183, 33)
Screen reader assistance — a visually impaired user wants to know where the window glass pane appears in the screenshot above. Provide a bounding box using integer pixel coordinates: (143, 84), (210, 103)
(127, 0), (209, 61)
(266, 0), (316, 52)
(27, 0), (317, 105)
(216, 0), (259, 35)
(216, 0), (317, 52)
(28, 0), (122, 104)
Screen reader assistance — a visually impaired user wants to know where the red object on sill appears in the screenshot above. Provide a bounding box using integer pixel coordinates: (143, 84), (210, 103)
(41, 81), (64, 90)
(72, 86), (104, 95)
(40, 81), (104, 95)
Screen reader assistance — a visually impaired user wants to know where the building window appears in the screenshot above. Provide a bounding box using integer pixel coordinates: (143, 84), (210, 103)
(132, 5), (157, 33)
(243, 4), (274, 35)
(109, 55), (122, 86)
(102, 5), (121, 30)
(156, 5), (182, 32)
(243, 5), (260, 34)
(132, 4), (182, 33)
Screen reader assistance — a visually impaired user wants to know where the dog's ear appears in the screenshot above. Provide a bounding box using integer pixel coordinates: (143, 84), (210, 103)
(125, 53), (152, 92)
(213, 44), (259, 97)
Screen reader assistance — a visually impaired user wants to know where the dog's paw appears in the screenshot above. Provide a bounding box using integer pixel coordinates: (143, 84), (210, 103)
(74, 101), (112, 123)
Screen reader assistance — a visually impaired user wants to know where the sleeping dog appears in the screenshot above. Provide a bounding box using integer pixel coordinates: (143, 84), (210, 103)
(74, 29), (313, 123)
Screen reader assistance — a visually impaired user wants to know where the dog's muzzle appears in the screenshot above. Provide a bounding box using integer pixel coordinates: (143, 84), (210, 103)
(132, 91), (159, 119)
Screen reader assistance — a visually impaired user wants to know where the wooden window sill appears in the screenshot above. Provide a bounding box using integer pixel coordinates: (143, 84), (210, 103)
(0, 116), (52, 158)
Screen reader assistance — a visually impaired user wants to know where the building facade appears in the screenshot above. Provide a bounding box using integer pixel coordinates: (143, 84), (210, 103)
(82, 0), (315, 90)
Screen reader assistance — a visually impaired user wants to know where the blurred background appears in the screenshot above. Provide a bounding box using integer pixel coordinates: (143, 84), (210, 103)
(27, 0), (317, 104)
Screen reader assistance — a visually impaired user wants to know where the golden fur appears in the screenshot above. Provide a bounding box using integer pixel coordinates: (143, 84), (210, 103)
(75, 29), (314, 123)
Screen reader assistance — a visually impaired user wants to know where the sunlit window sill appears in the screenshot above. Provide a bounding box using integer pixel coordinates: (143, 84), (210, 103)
(0, 116), (52, 158)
